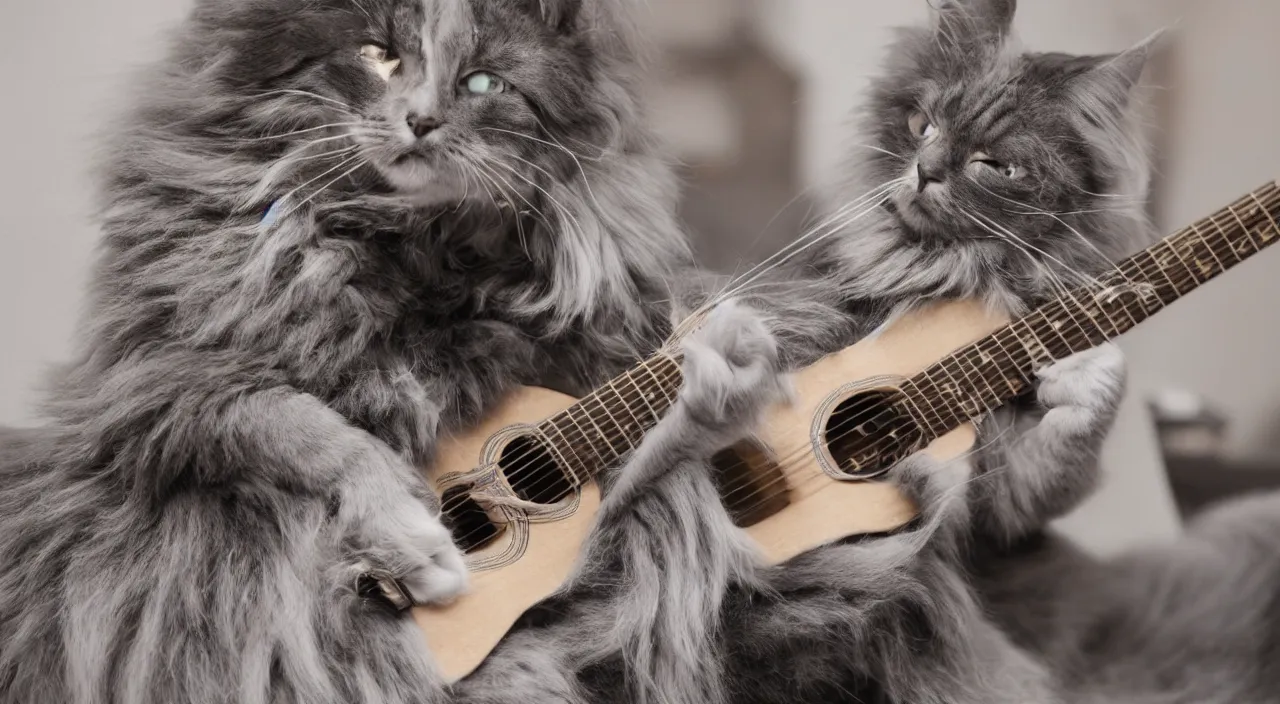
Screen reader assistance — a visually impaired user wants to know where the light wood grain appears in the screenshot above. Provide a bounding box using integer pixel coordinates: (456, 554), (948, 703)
(748, 299), (1008, 562)
(417, 387), (589, 682)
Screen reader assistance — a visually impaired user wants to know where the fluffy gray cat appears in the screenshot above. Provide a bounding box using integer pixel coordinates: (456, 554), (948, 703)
(627, 1), (1164, 701)
(0, 0), (782, 702)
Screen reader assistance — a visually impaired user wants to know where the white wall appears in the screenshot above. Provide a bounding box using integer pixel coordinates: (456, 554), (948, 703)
(1124, 0), (1280, 459)
(0, 1), (191, 425)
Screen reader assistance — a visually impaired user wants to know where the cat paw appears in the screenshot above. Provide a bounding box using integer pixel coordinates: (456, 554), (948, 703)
(1035, 343), (1126, 412)
(679, 300), (789, 433)
(344, 496), (469, 609)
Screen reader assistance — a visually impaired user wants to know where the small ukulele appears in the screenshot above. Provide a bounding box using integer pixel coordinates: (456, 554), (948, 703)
(406, 180), (1280, 682)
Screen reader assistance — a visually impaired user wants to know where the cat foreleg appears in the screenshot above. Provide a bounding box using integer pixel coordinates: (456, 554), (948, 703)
(972, 343), (1127, 544)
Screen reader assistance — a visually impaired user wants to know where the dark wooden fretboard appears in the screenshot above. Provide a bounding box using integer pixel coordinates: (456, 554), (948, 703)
(535, 352), (684, 486)
(902, 180), (1280, 439)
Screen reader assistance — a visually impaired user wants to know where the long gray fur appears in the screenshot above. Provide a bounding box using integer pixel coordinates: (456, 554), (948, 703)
(0, 0), (755, 702)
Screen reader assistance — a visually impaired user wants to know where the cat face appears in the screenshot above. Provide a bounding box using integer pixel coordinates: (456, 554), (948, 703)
(187, 0), (620, 208)
(861, 0), (1152, 254)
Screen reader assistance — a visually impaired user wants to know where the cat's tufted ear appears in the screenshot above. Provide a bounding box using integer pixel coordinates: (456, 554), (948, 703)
(1068, 31), (1162, 114)
(934, 0), (1017, 43)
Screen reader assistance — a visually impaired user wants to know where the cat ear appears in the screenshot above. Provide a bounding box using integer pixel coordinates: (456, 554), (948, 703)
(934, 0), (1017, 43)
(1071, 31), (1163, 112)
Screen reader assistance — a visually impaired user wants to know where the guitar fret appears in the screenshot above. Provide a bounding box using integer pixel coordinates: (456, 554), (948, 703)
(1087, 286), (1126, 338)
(1154, 239), (1198, 294)
(547, 419), (591, 481)
(640, 357), (679, 407)
(596, 386), (637, 453)
(956, 346), (1001, 410)
(1062, 288), (1110, 347)
(1014, 318), (1054, 369)
(939, 355), (985, 419)
(933, 367), (968, 432)
(566, 403), (615, 463)
(902, 377), (948, 435)
(1035, 308), (1076, 357)
(1131, 250), (1179, 304)
(1248, 192), (1280, 246)
(587, 389), (629, 453)
(623, 370), (663, 425)
(987, 329), (1028, 395)
(1207, 210), (1246, 265)
(1186, 222), (1225, 278)
(1207, 215), (1250, 268)
(1166, 235), (1206, 286)
(604, 376), (646, 443)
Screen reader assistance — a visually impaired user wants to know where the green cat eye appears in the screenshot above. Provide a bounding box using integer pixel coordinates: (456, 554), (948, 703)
(463, 72), (506, 95)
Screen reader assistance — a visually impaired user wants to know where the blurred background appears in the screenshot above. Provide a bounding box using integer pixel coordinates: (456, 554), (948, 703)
(2, 0), (1278, 554)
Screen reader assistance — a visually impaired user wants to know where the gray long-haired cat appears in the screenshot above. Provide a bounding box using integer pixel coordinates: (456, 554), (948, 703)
(846, 6), (1280, 702)
(0, 0), (784, 702)
(586, 1), (1162, 701)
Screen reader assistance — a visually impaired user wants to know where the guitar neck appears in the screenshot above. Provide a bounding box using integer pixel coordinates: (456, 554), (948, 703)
(536, 351), (685, 487)
(905, 180), (1280, 438)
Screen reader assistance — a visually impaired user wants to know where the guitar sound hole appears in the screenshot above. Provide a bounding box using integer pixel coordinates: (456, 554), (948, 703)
(711, 440), (789, 528)
(440, 486), (503, 554)
(499, 434), (574, 506)
(824, 389), (922, 479)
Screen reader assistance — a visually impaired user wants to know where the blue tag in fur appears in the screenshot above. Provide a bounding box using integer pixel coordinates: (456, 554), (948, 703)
(261, 199), (282, 228)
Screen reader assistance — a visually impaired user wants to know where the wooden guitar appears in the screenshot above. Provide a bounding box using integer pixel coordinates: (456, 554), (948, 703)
(403, 181), (1280, 682)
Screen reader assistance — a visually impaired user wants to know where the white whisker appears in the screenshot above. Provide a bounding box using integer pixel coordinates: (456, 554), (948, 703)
(237, 122), (373, 143)
(251, 89), (353, 111)
(283, 159), (371, 218)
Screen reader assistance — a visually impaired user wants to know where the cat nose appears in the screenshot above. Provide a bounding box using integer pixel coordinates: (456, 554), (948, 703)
(406, 113), (443, 139)
(916, 162), (945, 193)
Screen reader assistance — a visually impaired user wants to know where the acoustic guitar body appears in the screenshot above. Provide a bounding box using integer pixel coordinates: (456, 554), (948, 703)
(740, 299), (1011, 564)
(413, 387), (597, 682)
(412, 298), (1011, 682)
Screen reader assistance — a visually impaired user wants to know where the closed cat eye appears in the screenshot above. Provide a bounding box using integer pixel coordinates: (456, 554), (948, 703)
(461, 71), (507, 95)
(907, 111), (937, 139)
(970, 153), (1024, 179)
(359, 43), (401, 81)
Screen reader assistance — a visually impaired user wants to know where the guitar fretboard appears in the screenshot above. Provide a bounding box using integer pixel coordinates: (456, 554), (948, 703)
(535, 352), (684, 486)
(903, 181), (1280, 438)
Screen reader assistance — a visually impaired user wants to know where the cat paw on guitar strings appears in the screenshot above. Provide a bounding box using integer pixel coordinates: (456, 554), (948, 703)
(972, 343), (1128, 544)
(1033, 343), (1127, 421)
(679, 299), (791, 444)
(597, 300), (788, 514)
